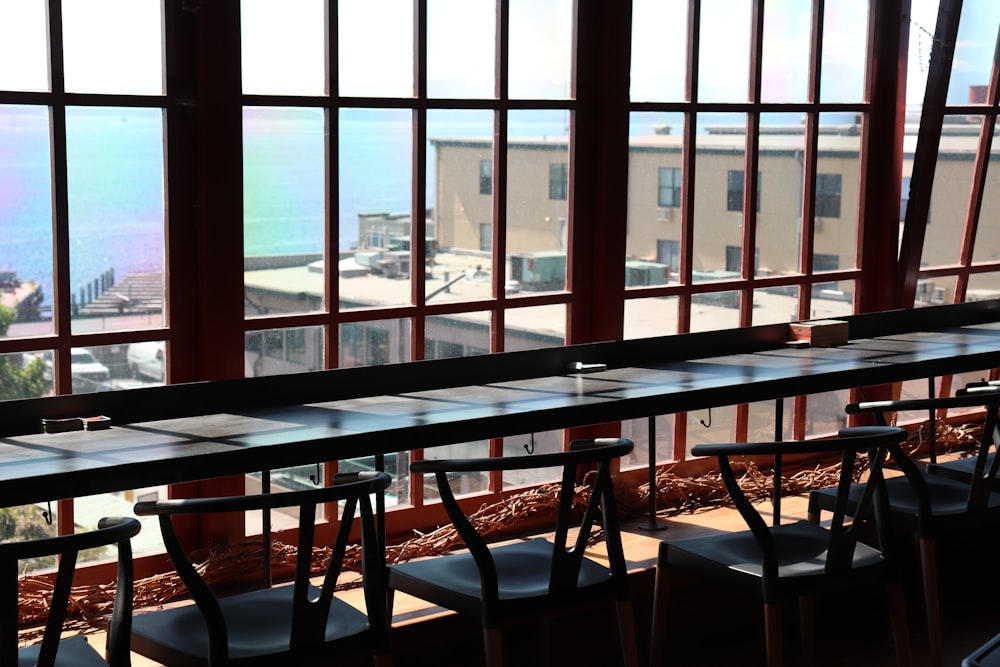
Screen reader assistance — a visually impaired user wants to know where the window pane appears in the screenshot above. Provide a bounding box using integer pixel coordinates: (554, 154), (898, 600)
(67, 107), (165, 334)
(245, 327), (323, 377)
(62, 0), (164, 96)
(686, 405), (736, 456)
(623, 296), (678, 339)
(505, 304), (564, 351)
(427, 0), (495, 99)
(815, 111), (861, 273)
(340, 109), (412, 310)
(921, 122), (978, 269)
(124, 340), (166, 386)
(338, 0), (413, 97)
(805, 389), (848, 438)
(241, 0), (326, 96)
(761, 1), (811, 103)
(917, 274), (956, 307)
(0, 350), (51, 400)
(698, 0), (751, 103)
(0, 4), (49, 92)
(428, 109), (494, 304)
(426, 313), (491, 359)
(690, 291), (740, 332)
(621, 414), (674, 467)
(811, 280), (854, 319)
(748, 397), (794, 442)
(0, 105), (52, 338)
(974, 146), (1000, 265)
(819, 0), (868, 103)
(244, 107), (326, 317)
(506, 110), (570, 293)
(338, 319), (411, 367)
(752, 288), (798, 326)
(967, 273), (1000, 303)
(423, 440), (489, 501)
(630, 0), (688, 102)
(946, 2), (1000, 105)
(501, 430), (564, 488)
(627, 113), (684, 282)
(693, 113), (745, 275)
(508, 0), (573, 100)
(758, 112), (805, 278)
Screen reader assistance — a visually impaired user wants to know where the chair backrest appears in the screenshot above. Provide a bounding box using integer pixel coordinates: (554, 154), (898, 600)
(0, 516), (141, 667)
(410, 437), (633, 604)
(847, 392), (1000, 514)
(133, 470), (391, 664)
(691, 426), (909, 584)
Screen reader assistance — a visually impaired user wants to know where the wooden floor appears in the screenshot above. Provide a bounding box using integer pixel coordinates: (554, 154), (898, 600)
(73, 482), (1000, 666)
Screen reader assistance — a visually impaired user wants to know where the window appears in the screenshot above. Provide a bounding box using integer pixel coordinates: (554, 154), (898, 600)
(549, 163), (568, 200)
(816, 173), (842, 218)
(658, 167), (680, 207)
(726, 170), (761, 212)
(479, 159), (492, 195)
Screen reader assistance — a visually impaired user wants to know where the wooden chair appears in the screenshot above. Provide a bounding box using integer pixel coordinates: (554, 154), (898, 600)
(808, 395), (1000, 667)
(651, 427), (912, 667)
(1, 516), (141, 667)
(964, 631), (1000, 666)
(385, 437), (638, 667)
(130, 471), (393, 667)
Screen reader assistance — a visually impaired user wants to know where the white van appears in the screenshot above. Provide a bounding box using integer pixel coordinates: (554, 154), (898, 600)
(127, 341), (165, 383)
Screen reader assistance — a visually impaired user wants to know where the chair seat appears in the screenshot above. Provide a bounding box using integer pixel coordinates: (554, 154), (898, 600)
(929, 452), (997, 486)
(965, 631), (1000, 666)
(387, 537), (616, 619)
(17, 635), (109, 667)
(664, 521), (885, 581)
(131, 584), (372, 665)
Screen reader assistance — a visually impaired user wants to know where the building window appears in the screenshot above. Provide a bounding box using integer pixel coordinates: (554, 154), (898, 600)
(816, 174), (842, 218)
(658, 167), (680, 208)
(479, 159), (492, 195)
(657, 240), (679, 273)
(726, 170), (761, 212)
(549, 163), (568, 200)
(479, 223), (492, 252)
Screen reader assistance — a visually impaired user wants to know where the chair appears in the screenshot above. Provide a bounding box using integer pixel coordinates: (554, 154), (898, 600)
(925, 383), (1000, 486)
(808, 394), (1000, 667)
(650, 427), (912, 667)
(964, 632), (1000, 666)
(130, 471), (392, 667)
(385, 437), (638, 667)
(1, 516), (141, 667)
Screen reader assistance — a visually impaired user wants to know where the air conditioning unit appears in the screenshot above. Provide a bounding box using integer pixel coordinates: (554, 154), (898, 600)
(815, 217), (824, 232)
(656, 208), (672, 222)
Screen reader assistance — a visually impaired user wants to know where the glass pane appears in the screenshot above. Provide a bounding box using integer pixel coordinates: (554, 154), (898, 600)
(815, 111), (862, 273)
(427, 0), (495, 98)
(819, 0), (869, 103)
(66, 107), (165, 333)
(621, 414), (674, 467)
(906, 1), (941, 106)
(693, 112), (745, 275)
(124, 340), (166, 386)
(747, 397), (793, 442)
(630, 0), (688, 102)
(917, 274), (956, 307)
(922, 122), (978, 268)
(422, 440), (489, 502)
(946, 2), (1000, 105)
(752, 287), (798, 326)
(0, 350), (52, 400)
(426, 313), (491, 359)
(242, 0), (326, 96)
(805, 389), (848, 438)
(508, 0), (573, 100)
(77, 489), (165, 557)
(506, 110), (570, 292)
(505, 304), (565, 351)
(338, 0), (413, 97)
(340, 109), (412, 310)
(811, 279), (854, 320)
(973, 137), (1000, 265)
(0, 105), (53, 337)
(686, 405), (736, 457)
(0, 4), (49, 92)
(1, 503), (57, 573)
(698, 0), (751, 103)
(761, 1), (811, 103)
(623, 296), (678, 340)
(340, 451), (407, 507)
(501, 429), (564, 488)
(758, 112), (805, 278)
(689, 290), (740, 333)
(338, 319), (411, 367)
(62, 0), (164, 95)
(967, 272), (1000, 303)
(427, 109), (494, 304)
(244, 107), (326, 317)
(245, 327), (323, 377)
(627, 112), (683, 286)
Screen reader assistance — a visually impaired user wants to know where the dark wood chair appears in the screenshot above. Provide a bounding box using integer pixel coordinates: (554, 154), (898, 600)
(964, 631), (1000, 666)
(808, 394), (1000, 667)
(385, 437), (638, 667)
(130, 471), (392, 667)
(1, 516), (141, 667)
(651, 427), (912, 667)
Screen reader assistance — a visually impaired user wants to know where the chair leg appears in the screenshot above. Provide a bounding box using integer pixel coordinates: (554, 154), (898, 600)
(886, 580), (912, 667)
(918, 537), (943, 667)
(648, 558), (671, 666)
(798, 594), (814, 664)
(615, 598), (640, 667)
(764, 602), (783, 667)
(483, 626), (504, 667)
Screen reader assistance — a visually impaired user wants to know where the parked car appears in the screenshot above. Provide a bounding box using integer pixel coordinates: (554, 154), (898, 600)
(22, 347), (111, 393)
(127, 341), (165, 383)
